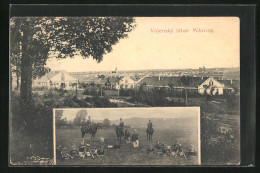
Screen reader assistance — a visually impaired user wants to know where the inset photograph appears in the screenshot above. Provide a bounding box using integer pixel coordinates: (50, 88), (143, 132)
(54, 107), (200, 165)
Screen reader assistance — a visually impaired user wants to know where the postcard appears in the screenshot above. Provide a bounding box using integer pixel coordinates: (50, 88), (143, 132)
(9, 17), (240, 165)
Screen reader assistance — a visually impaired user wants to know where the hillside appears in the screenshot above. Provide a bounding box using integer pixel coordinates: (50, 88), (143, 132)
(107, 117), (198, 130)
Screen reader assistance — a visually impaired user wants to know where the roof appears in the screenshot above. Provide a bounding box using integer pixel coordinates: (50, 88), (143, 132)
(35, 71), (59, 82)
(102, 76), (123, 85)
(80, 76), (103, 84)
(35, 71), (77, 83)
(137, 76), (209, 88)
(217, 79), (240, 89)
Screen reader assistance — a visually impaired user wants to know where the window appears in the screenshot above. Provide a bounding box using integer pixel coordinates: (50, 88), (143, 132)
(61, 83), (65, 88)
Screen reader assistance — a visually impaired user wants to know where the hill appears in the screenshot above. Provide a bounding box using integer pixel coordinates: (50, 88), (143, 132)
(108, 117), (198, 130)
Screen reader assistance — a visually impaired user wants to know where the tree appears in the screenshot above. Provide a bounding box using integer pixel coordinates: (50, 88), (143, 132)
(10, 17), (136, 120)
(116, 76), (121, 97)
(105, 78), (111, 89)
(55, 110), (67, 127)
(10, 52), (21, 91)
(180, 76), (192, 106)
(168, 82), (174, 96)
(140, 82), (147, 91)
(10, 32), (50, 91)
(98, 74), (106, 79)
(73, 110), (88, 126)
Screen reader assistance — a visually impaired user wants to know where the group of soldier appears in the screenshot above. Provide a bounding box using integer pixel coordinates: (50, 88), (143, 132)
(86, 116), (153, 148)
(62, 116), (196, 160)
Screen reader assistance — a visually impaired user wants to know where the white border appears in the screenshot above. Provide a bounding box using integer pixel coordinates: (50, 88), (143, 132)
(53, 106), (201, 165)
(53, 109), (56, 165)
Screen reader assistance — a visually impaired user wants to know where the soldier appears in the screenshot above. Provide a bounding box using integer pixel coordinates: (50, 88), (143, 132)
(131, 129), (139, 148)
(86, 116), (91, 127)
(155, 140), (164, 150)
(119, 118), (124, 128)
(119, 118), (124, 135)
(78, 139), (86, 158)
(147, 120), (153, 129)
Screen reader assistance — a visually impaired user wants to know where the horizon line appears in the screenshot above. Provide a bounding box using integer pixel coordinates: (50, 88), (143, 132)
(49, 66), (240, 73)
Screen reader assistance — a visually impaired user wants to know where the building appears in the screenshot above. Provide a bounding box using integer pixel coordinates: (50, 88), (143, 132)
(217, 79), (240, 94)
(102, 76), (136, 90)
(136, 76), (229, 95)
(33, 71), (78, 90)
(118, 76), (136, 89)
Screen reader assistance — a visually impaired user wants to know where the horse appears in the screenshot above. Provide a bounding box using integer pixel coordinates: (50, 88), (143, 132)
(146, 126), (154, 141)
(115, 125), (124, 142)
(81, 123), (102, 140)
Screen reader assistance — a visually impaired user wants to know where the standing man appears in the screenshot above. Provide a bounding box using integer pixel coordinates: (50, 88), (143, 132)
(131, 129), (139, 148)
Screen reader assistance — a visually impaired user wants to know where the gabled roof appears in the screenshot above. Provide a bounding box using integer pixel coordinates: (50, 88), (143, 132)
(34, 71), (59, 82)
(35, 71), (77, 83)
(103, 76), (123, 85)
(137, 76), (209, 88)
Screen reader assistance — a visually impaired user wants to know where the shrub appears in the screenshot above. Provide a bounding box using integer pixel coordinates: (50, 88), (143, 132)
(129, 89), (184, 106)
(86, 96), (118, 107)
(201, 115), (240, 164)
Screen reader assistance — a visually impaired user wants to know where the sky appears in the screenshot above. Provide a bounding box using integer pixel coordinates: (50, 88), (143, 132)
(46, 17), (240, 72)
(55, 107), (200, 121)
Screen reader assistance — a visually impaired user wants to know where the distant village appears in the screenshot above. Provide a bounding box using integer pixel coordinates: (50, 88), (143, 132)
(11, 66), (240, 96)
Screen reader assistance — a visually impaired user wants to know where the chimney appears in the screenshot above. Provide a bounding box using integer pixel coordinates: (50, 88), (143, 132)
(230, 79), (232, 84)
(158, 75), (161, 81)
(201, 76), (203, 80)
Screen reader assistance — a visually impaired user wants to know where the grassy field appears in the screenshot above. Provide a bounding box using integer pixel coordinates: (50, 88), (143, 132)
(201, 113), (240, 165)
(56, 127), (199, 165)
(10, 133), (53, 165)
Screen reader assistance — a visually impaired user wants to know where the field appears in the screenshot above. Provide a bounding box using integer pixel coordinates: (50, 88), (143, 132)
(56, 126), (199, 165)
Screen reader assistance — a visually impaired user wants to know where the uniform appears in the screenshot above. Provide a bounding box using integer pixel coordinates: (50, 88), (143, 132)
(147, 122), (153, 129)
(86, 119), (91, 126)
(119, 119), (124, 134)
(132, 132), (139, 148)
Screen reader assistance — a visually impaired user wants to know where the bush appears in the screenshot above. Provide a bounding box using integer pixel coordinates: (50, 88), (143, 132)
(129, 89), (184, 106)
(119, 88), (135, 96)
(85, 96), (118, 107)
(201, 115), (240, 164)
(83, 87), (100, 96)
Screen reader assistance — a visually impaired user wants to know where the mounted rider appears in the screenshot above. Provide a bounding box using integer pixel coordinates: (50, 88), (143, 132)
(147, 120), (153, 129)
(86, 116), (91, 126)
(119, 118), (124, 134)
(119, 118), (124, 128)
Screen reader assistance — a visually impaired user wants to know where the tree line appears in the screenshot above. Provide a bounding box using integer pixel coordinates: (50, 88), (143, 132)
(56, 109), (111, 128)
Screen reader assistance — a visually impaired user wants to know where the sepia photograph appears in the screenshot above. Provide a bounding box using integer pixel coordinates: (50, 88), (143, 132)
(54, 107), (200, 165)
(9, 17), (240, 165)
